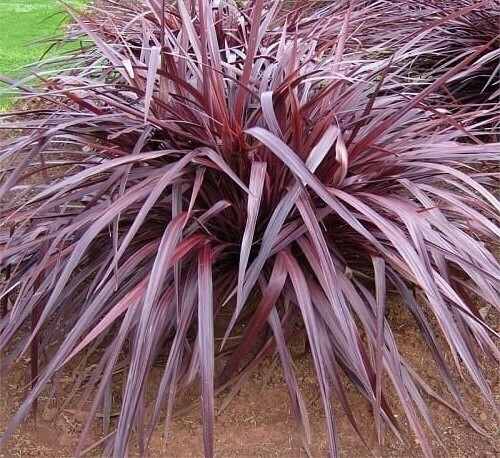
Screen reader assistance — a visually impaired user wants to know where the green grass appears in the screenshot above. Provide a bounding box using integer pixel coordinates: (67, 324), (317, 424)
(0, 0), (88, 109)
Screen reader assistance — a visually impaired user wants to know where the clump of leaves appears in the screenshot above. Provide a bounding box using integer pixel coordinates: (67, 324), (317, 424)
(0, 1), (499, 456)
(346, 0), (500, 136)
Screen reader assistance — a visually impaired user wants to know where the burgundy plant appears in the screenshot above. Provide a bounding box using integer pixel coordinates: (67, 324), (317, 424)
(1, 1), (498, 456)
(340, 0), (500, 136)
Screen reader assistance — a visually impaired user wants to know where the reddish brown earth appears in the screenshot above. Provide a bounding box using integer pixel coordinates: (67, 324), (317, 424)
(1, 300), (499, 457)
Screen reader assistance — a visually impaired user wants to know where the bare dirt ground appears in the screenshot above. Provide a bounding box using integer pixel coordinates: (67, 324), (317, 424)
(1, 299), (499, 458)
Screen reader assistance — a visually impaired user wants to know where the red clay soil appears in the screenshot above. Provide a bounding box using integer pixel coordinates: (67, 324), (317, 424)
(1, 299), (498, 457)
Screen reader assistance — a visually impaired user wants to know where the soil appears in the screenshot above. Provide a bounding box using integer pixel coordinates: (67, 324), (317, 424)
(1, 299), (499, 458)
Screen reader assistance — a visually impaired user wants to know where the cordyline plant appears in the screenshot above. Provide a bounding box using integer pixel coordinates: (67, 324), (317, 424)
(0, 0), (499, 456)
(339, 0), (500, 137)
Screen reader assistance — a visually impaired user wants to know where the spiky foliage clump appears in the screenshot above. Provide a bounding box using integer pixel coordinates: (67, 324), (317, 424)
(1, 1), (499, 456)
(343, 0), (500, 135)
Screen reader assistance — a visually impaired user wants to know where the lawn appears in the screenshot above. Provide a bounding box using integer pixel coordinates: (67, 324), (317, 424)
(0, 0), (88, 109)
